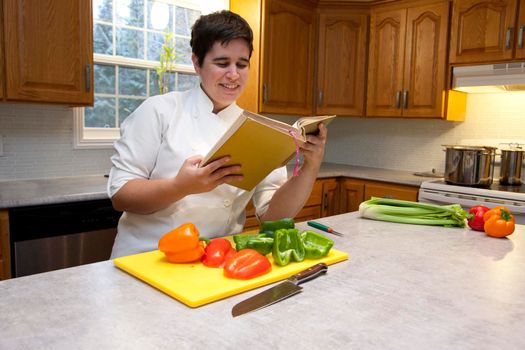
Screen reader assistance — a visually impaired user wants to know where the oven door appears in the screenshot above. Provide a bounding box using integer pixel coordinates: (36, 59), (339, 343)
(418, 188), (525, 225)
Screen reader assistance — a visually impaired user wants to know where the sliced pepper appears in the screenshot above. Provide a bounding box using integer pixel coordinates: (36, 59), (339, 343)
(259, 218), (295, 238)
(201, 238), (236, 268)
(272, 228), (305, 266)
(158, 223), (206, 263)
(233, 234), (274, 255)
(223, 249), (272, 280)
(300, 230), (334, 259)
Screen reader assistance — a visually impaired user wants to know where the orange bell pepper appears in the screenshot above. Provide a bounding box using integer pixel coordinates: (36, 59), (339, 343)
(158, 223), (206, 263)
(483, 206), (515, 238)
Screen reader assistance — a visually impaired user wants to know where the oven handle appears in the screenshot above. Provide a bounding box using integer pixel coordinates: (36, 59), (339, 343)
(418, 190), (525, 215)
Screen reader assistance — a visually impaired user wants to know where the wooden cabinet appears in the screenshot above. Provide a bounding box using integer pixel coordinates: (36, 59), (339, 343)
(232, 0), (316, 115)
(316, 9), (368, 116)
(1, 0), (93, 105)
(449, 0), (525, 63)
(367, 0), (450, 118)
(339, 178), (419, 213)
(0, 209), (10, 280)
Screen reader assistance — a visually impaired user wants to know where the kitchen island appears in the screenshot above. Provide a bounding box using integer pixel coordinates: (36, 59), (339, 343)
(1, 212), (524, 349)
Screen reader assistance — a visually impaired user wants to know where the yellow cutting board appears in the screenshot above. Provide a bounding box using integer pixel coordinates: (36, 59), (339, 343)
(114, 248), (348, 307)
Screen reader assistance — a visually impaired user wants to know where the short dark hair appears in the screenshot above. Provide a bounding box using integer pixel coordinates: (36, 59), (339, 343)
(190, 10), (253, 67)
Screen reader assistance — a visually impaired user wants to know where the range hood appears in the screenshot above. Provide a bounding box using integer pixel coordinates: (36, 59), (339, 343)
(452, 62), (525, 93)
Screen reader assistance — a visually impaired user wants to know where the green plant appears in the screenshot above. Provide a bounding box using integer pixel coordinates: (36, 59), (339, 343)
(155, 30), (176, 94)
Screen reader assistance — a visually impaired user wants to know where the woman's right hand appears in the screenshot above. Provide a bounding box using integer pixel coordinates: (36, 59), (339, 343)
(174, 155), (243, 195)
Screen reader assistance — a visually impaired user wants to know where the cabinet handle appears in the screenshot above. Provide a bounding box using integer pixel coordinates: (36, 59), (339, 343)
(395, 91), (401, 109)
(519, 26), (524, 49)
(85, 65), (91, 92)
(318, 90), (324, 107)
(323, 193), (328, 211)
(263, 83), (268, 103)
(506, 27), (513, 49)
(403, 91), (408, 109)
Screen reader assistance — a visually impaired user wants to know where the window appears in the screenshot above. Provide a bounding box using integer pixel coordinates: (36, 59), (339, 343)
(74, 0), (228, 148)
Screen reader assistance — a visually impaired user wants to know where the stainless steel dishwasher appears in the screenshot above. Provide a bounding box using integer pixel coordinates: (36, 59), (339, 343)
(8, 199), (121, 277)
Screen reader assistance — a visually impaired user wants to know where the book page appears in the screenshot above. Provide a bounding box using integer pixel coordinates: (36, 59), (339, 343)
(242, 110), (299, 136)
(292, 115), (336, 136)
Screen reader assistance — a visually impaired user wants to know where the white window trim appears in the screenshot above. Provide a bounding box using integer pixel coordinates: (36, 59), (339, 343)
(74, 0), (228, 149)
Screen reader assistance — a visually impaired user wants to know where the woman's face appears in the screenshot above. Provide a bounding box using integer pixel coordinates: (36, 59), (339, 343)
(192, 38), (250, 113)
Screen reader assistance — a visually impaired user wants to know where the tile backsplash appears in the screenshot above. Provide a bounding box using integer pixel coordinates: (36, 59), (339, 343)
(1, 92), (524, 181)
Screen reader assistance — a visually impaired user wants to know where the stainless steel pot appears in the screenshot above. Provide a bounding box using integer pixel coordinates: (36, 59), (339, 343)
(499, 146), (524, 185)
(443, 145), (497, 187)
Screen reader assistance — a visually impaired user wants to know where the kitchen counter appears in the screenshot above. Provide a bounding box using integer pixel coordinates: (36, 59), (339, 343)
(0, 163), (433, 208)
(1, 213), (523, 349)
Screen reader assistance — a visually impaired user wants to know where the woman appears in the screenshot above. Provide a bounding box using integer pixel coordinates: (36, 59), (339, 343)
(108, 10), (327, 258)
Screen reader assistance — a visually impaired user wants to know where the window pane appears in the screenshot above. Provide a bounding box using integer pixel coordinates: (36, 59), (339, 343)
(150, 69), (176, 95)
(116, 28), (144, 59)
(93, 0), (113, 22)
(176, 73), (199, 91)
(175, 37), (192, 65)
(119, 67), (147, 96)
(94, 64), (116, 94)
(147, 31), (164, 61)
(116, 0), (144, 27)
(94, 23), (113, 55)
(148, 1), (172, 31)
(175, 6), (200, 36)
(85, 96), (116, 128)
(119, 98), (145, 125)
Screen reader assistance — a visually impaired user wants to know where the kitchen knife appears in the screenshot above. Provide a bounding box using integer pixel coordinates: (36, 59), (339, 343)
(307, 221), (344, 236)
(231, 262), (328, 317)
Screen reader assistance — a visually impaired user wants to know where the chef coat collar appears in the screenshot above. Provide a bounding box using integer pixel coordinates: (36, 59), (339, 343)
(194, 84), (242, 125)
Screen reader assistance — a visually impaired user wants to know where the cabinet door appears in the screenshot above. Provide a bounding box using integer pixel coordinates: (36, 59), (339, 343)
(321, 178), (339, 217)
(364, 182), (418, 202)
(3, 0), (93, 105)
(317, 11), (368, 116)
(516, 0), (525, 58)
(403, 1), (449, 117)
(0, 209), (10, 280)
(367, 8), (406, 117)
(339, 179), (365, 213)
(261, 0), (315, 115)
(449, 0), (518, 63)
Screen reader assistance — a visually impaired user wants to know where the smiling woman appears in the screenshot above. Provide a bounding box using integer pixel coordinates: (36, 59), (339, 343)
(74, 0), (229, 149)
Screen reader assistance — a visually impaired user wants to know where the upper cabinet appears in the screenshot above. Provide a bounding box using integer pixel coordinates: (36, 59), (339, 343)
(449, 0), (525, 64)
(316, 9), (368, 116)
(261, 0), (316, 115)
(367, 0), (450, 118)
(2, 0), (94, 105)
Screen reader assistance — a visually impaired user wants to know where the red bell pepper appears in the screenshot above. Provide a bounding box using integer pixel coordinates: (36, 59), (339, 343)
(223, 249), (272, 280)
(467, 205), (490, 231)
(202, 238), (236, 268)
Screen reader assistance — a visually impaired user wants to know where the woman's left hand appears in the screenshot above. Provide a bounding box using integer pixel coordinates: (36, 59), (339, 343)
(300, 123), (327, 170)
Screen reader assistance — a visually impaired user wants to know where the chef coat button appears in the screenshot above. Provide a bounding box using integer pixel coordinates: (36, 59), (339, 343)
(223, 199), (232, 207)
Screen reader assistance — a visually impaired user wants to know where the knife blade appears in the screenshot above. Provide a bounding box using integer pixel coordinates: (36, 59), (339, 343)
(231, 262), (328, 317)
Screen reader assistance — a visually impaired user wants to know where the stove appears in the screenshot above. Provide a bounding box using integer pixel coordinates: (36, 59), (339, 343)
(419, 179), (525, 224)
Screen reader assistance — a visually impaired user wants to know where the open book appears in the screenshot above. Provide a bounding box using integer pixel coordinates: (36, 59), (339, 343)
(201, 111), (336, 191)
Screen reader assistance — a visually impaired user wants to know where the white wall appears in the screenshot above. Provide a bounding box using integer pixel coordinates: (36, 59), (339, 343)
(1, 92), (524, 181)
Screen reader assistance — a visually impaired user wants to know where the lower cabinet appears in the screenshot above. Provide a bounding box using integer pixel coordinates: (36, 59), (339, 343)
(0, 209), (11, 280)
(244, 177), (419, 231)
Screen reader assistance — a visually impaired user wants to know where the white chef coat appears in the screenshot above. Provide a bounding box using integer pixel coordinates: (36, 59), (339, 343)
(108, 86), (287, 258)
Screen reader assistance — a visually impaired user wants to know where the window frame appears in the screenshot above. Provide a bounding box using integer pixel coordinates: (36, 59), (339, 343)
(74, 0), (227, 149)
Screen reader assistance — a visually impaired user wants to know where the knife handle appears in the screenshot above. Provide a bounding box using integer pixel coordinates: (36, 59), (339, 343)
(290, 263), (328, 285)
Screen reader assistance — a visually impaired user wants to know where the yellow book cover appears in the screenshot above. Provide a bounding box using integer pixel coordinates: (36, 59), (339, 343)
(201, 111), (335, 191)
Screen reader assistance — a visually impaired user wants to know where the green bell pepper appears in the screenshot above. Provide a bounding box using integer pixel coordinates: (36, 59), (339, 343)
(259, 218), (295, 238)
(300, 231), (334, 259)
(272, 228), (305, 266)
(233, 234), (274, 256)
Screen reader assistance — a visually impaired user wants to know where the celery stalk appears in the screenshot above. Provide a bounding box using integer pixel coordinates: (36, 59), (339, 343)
(359, 197), (468, 228)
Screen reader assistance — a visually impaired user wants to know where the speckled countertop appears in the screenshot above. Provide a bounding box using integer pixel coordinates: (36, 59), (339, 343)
(0, 163), (438, 208)
(1, 212), (524, 349)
